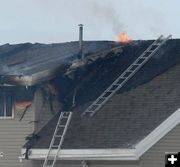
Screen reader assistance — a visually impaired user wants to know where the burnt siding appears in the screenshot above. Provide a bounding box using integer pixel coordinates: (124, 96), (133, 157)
(0, 100), (35, 167)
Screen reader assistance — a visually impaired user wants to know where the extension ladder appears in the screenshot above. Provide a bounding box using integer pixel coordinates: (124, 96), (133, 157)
(43, 112), (73, 167)
(82, 35), (172, 117)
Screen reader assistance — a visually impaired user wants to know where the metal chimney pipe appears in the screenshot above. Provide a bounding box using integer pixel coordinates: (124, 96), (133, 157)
(78, 24), (84, 60)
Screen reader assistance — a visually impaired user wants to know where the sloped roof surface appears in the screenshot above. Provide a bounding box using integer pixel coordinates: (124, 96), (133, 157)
(29, 62), (180, 149)
(0, 41), (115, 75)
(25, 39), (180, 149)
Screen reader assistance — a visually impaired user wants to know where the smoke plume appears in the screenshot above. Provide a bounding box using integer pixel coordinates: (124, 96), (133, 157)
(88, 1), (124, 35)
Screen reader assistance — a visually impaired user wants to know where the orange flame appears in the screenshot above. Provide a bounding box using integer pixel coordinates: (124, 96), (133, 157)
(114, 32), (132, 43)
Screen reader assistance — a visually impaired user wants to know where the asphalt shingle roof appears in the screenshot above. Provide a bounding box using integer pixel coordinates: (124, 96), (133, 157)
(23, 39), (180, 149)
(0, 41), (116, 76)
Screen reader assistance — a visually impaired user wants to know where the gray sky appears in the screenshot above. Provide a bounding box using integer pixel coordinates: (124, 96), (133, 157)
(0, 0), (179, 44)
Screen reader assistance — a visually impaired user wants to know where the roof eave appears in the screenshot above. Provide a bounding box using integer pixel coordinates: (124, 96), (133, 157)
(20, 148), (138, 161)
(20, 108), (180, 161)
(135, 108), (180, 157)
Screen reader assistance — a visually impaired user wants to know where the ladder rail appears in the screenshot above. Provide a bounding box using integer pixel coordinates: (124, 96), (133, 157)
(107, 35), (171, 88)
(43, 113), (64, 166)
(43, 112), (73, 167)
(82, 35), (172, 117)
(51, 112), (73, 166)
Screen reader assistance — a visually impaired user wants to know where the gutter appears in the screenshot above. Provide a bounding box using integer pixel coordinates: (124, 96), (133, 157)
(20, 108), (180, 162)
(20, 148), (138, 161)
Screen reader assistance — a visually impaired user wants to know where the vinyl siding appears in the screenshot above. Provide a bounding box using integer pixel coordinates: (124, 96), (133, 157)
(0, 87), (61, 167)
(140, 123), (180, 167)
(34, 88), (61, 133)
(0, 100), (35, 167)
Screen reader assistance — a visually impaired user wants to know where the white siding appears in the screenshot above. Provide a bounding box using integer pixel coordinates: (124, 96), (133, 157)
(0, 87), (61, 167)
(140, 123), (180, 167)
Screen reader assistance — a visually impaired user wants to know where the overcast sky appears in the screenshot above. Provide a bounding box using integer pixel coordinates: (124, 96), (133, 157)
(0, 0), (179, 44)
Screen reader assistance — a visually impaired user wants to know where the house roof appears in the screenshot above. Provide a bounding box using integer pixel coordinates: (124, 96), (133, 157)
(0, 41), (116, 85)
(28, 61), (180, 149)
(24, 39), (180, 151)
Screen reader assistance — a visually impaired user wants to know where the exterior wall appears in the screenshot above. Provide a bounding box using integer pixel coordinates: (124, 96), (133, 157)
(26, 123), (180, 167)
(140, 123), (180, 167)
(33, 88), (61, 133)
(0, 96), (35, 167)
(0, 86), (61, 167)
(2, 87), (178, 167)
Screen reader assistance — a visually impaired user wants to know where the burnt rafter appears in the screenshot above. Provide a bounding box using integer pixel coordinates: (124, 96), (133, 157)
(65, 46), (123, 76)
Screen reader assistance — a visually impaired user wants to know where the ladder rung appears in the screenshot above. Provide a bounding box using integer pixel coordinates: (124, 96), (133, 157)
(104, 90), (113, 93)
(152, 42), (161, 46)
(139, 57), (146, 59)
(43, 112), (73, 167)
(91, 104), (99, 108)
(96, 99), (105, 104)
(89, 105), (99, 110)
(62, 112), (70, 116)
(61, 116), (69, 119)
(81, 35), (171, 117)
(120, 76), (128, 79)
(98, 97), (106, 100)
(141, 55), (149, 60)
(109, 88), (117, 91)
(131, 64), (139, 67)
(89, 107), (98, 111)
(126, 69), (134, 72)
(141, 56), (149, 59)
(112, 84), (120, 86)
(55, 135), (62, 138)
(91, 104), (99, 106)
(47, 155), (55, 159)
(59, 125), (66, 128)
(85, 110), (93, 113)
(147, 50), (154, 52)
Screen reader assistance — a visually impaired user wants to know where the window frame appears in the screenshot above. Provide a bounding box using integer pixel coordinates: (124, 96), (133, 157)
(0, 92), (14, 119)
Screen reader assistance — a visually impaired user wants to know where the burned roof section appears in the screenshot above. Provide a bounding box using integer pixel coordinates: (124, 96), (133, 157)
(0, 41), (116, 85)
(24, 39), (180, 149)
(50, 39), (180, 110)
(29, 58), (180, 149)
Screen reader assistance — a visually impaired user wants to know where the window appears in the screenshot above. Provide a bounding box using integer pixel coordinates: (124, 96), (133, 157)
(0, 92), (14, 118)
